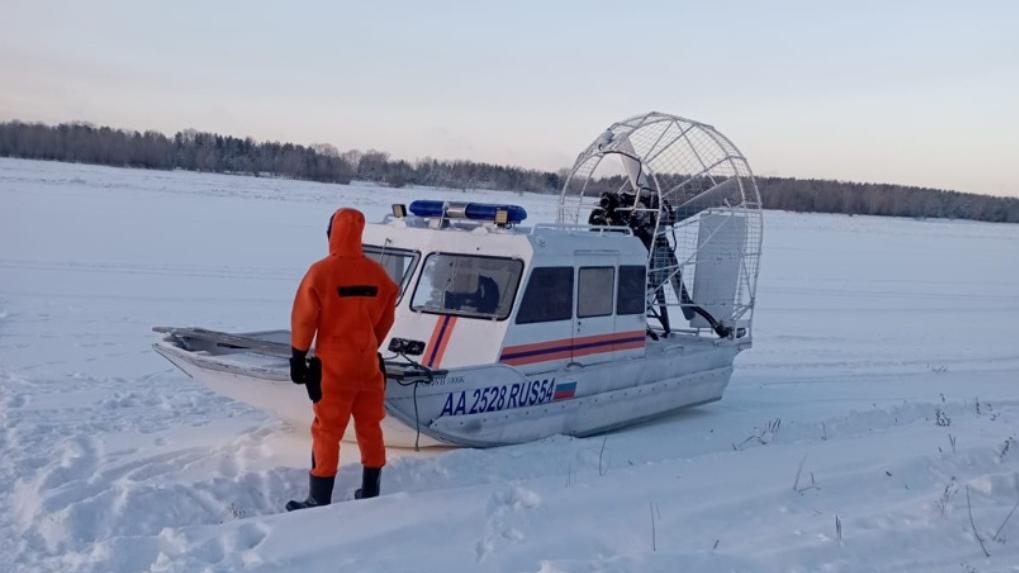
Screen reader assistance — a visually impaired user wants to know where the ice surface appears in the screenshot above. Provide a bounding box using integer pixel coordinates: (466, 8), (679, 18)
(2, 157), (1019, 572)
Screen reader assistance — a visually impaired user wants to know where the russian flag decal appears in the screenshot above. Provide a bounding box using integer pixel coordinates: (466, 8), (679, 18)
(553, 381), (577, 401)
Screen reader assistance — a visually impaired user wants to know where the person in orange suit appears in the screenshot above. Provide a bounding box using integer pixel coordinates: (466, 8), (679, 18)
(285, 208), (398, 511)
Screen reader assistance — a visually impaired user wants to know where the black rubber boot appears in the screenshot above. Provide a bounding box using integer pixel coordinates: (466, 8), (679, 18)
(354, 466), (382, 499)
(285, 474), (335, 512)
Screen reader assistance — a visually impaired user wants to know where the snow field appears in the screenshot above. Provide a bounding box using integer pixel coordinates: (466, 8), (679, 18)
(2, 157), (1019, 572)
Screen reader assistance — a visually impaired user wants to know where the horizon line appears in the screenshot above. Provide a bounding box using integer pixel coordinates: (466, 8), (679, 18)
(2, 115), (1015, 201)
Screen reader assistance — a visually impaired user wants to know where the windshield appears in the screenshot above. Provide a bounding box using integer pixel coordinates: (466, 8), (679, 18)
(364, 245), (419, 300)
(411, 253), (523, 320)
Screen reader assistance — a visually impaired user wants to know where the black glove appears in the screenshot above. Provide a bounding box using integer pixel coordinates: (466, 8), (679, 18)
(305, 357), (323, 403)
(290, 347), (308, 385)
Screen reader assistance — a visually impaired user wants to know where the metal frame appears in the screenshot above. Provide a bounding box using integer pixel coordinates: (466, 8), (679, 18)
(557, 112), (764, 337)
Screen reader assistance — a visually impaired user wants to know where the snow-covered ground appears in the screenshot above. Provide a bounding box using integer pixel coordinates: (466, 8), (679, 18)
(2, 157), (1019, 572)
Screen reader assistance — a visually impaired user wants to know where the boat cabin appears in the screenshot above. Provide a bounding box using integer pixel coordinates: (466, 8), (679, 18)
(360, 200), (649, 374)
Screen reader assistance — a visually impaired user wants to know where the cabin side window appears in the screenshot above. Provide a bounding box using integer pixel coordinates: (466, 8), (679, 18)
(363, 245), (419, 302)
(410, 253), (523, 320)
(515, 267), (574, 324)
(616, 265), (647, 315)
(578, 267), (615, 318)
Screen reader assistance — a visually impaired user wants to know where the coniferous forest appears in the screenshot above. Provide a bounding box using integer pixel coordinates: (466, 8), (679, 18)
(2, 120), (1016, 223)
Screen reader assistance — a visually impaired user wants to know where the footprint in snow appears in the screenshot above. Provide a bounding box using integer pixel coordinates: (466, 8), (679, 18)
(231, 521), (269, 551)
(477, 485), (542, 562)
(487, 485), (542, 515)
(39, 434), (101, 491)
(5, 392), (28, 408)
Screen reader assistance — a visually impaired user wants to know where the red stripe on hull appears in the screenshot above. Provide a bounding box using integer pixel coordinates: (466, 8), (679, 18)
(500, 330), (646, 366)
(425, 315), (457, 368)
(501, 330), (645, 355)
(501, 348), (574, 366)
(432, 317), (457, 367)
(570, 338), (646, 359)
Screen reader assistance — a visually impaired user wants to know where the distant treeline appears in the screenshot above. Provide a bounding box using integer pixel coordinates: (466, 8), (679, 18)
(2, 120), (1017, 223)
(757, 177), (1018, 223)
(0, 120), (558, 193)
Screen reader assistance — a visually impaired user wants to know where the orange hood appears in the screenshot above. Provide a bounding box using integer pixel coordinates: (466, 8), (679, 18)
(327, 208), (365, 257)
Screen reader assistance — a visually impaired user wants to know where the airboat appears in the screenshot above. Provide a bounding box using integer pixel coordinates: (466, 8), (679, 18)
(153, 112), (763, 448)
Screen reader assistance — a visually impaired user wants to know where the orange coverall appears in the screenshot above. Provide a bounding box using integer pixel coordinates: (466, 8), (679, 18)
(291, 208), (398, 477)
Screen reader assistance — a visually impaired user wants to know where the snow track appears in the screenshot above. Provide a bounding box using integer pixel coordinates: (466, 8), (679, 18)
(2, 158), (1019, 572)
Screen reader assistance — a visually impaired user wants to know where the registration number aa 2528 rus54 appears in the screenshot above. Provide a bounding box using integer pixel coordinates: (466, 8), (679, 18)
(439, 378), (557, 417)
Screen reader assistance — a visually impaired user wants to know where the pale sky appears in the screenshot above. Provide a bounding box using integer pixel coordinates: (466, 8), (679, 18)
(2, 0), (1017, 197)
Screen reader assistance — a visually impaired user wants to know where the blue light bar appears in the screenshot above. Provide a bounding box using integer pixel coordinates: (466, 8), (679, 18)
(408, 200), (527, 223)
(407, 200), (445, 218)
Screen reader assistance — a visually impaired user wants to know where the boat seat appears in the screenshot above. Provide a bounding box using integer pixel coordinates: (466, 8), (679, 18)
(443, 274), (500, 315)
